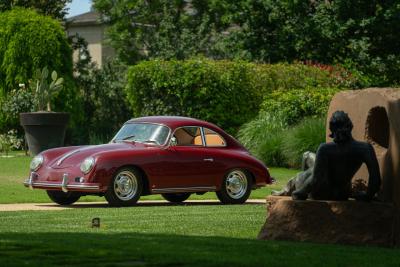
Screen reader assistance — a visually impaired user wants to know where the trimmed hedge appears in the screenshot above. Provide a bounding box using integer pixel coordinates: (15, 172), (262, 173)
(261, 87), (340, 125)
(126, 59), (351, 133)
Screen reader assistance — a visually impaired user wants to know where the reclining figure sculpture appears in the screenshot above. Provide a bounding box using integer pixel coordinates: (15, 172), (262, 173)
(273, 111), (381, 201)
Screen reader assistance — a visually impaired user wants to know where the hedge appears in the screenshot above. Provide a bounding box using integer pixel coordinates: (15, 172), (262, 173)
(261, 87), (341, 125)
(126, 59), (351, 134)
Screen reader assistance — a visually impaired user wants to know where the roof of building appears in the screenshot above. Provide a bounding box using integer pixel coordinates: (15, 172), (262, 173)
(67, 11), (101, 26)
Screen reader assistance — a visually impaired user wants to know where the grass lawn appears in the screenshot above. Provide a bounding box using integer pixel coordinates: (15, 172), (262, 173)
(0, 154), (297, 204)
(0, 205), (399, 267)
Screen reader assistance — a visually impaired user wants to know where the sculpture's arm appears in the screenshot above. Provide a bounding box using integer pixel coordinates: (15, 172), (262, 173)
(363, 144), (381, 199)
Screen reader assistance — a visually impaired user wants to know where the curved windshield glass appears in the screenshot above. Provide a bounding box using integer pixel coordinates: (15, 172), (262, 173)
(112, 123), (170, 145)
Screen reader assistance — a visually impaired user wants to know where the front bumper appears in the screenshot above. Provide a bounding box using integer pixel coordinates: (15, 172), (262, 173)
(24, 173), (100, 192)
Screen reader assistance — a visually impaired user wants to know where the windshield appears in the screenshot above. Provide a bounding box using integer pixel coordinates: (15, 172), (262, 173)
(112, 123), (170, 145)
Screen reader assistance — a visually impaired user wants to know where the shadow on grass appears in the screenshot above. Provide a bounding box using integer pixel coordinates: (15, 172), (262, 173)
(0, 232), (399, 267)
(40, 201), (265, 209)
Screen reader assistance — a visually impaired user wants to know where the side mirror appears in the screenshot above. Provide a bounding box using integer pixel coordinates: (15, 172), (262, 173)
(170, 136), (178, 146)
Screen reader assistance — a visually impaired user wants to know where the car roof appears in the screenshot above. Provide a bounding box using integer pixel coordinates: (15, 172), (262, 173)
(126, 116), (219, 130)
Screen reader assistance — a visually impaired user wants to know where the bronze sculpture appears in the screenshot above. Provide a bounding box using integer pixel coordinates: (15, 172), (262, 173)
(273, 111), (381, 201)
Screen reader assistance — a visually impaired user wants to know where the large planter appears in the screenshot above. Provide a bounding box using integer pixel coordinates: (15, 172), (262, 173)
(20, 112), (69, 155)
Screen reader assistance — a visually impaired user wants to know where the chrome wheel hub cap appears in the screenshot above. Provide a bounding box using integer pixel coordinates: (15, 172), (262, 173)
(226, 170), (248, 199)
(114, 171), (138, 201)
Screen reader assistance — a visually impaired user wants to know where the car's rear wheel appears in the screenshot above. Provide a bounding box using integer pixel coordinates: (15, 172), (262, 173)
(216, 169), (252, 204)
(46, 190), (81, 205)
(105, 167), (143, 207)
(162, 193), (191, 203)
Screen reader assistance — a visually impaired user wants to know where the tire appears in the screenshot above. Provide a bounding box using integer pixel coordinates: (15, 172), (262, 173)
(162, 193), (191, 203)
(105, 167), (143, 207)
(216, 169), (252, 204)
(46, 190), (81, 205)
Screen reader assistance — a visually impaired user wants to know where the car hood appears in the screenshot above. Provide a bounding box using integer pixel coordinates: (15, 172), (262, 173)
(49, 142), (151, 169)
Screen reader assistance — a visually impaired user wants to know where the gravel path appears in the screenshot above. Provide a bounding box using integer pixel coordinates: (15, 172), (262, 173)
(0, 199), (265, 211)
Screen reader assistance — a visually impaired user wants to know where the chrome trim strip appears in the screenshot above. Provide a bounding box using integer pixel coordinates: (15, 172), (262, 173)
(61, 173), (68, 192)
(200, 127), (206, 146)
(56, 146), (95, 166)
(152, 186), (216, 193)
(23, 181), (100, 190)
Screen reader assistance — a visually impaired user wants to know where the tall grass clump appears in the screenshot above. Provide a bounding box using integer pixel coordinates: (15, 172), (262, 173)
(238, 112), (288, 167)
(283, 117), (326, 168)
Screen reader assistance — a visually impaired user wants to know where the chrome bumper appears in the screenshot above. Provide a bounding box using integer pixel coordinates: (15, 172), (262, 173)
(24, 173), (100, 192)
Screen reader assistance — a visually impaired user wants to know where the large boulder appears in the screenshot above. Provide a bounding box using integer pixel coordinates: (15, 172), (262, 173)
(258, 196), (400, 247)
(327, 88), (400, 207)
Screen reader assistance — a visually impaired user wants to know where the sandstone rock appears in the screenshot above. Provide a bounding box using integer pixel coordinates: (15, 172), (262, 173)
(327, 88), (400, 208)
(258, 196), (400, 247)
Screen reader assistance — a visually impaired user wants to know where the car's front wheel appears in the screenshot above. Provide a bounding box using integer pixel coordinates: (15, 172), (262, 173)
(162, 193), (191, 203)
(105, 167), (143, 207)
(216, 169), (252, 204)
(46, 190), (81, 205)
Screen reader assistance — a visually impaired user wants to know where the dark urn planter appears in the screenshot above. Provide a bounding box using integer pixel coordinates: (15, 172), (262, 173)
(20, 112), (69, 155)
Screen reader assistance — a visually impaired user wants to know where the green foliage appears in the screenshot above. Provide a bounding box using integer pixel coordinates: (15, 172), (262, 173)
(126, 59), (348, 134)
(0, 87), (34, 133)
(32, 67), (64, 111)
(238, 114), (326, 168)
(0, 0), (71, 20)
(238, 112), (287, 167)
(126, 59), (261, 134)
(261, 88), (340, 125)
(0, 8), (72, 94)
(78, 60), (131, 144)
(0, 130), (23, 156)
(283, 117), (326, 168)
(95, 0), (400, 86)
(93, 0), (233, 64)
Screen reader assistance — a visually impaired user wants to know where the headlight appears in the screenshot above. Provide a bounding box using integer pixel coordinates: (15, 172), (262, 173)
(80, 157), (95, 174)
(30, 155), (43, 171)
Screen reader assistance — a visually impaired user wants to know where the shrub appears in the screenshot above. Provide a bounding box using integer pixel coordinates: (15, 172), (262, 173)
(0, 129), (23, 156)
(261, 87), (340, 125)
(0, 8), (72, 93)
(283, 117), (326, 168)
(238, 112), (288, 167)
(126, 59), (261, 134)
(126, 59), (350, 134)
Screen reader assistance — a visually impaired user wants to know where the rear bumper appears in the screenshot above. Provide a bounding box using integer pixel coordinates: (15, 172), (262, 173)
(24, 173), (100, 192)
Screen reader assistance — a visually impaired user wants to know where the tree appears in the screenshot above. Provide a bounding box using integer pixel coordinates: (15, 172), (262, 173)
(0, 8), (73, 94)
(0, 0), (72, 20)
(93, 0), (235, 64)
(94, 0), (400, 86)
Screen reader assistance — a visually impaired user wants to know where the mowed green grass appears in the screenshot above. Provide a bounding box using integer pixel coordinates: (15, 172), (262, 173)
(0, 154), (297, 204)
(1, 205), (399, 267)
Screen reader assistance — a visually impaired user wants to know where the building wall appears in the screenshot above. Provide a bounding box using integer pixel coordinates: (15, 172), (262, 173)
(67, 24), (114, 67)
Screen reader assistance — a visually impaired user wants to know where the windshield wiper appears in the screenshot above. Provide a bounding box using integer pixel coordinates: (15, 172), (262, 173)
(121, 135), (136, 141)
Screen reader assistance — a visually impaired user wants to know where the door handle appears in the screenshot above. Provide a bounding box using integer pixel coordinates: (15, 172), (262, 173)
(203, 158), (214, 162)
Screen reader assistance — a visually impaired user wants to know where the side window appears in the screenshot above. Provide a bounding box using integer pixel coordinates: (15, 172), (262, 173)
(173, 126), (203, 146)
(204, 128), (226, 147)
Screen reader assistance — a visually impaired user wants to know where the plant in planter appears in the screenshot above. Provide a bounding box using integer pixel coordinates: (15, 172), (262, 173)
(20, 67), (70, 155)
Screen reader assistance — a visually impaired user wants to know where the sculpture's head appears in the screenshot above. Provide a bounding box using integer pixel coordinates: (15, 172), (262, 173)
(329, 110), (353, 144)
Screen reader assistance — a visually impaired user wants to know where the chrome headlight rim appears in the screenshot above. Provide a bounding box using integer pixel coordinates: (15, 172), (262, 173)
(30, 155), (44, 171)
(80, 157), (95, 174)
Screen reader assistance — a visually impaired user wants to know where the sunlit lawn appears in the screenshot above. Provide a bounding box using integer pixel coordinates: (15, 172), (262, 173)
(1, 205), (399, 267)
(0, 153), (297, 204)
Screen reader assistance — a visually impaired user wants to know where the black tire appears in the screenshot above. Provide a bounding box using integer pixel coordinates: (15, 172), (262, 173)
(216, 169), (252, 204)
(162, 193), (191, 203)
(105, 167), (143, 207)
(46, 190), (81, 205)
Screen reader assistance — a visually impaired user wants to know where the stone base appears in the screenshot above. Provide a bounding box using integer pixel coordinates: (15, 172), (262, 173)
(258, 196), (400, 247)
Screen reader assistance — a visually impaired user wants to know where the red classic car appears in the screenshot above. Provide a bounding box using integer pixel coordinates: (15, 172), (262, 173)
(24, 116), (272, 206)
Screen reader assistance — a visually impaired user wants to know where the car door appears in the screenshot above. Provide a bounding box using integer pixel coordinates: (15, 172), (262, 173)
(154, 126), (217, 190)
